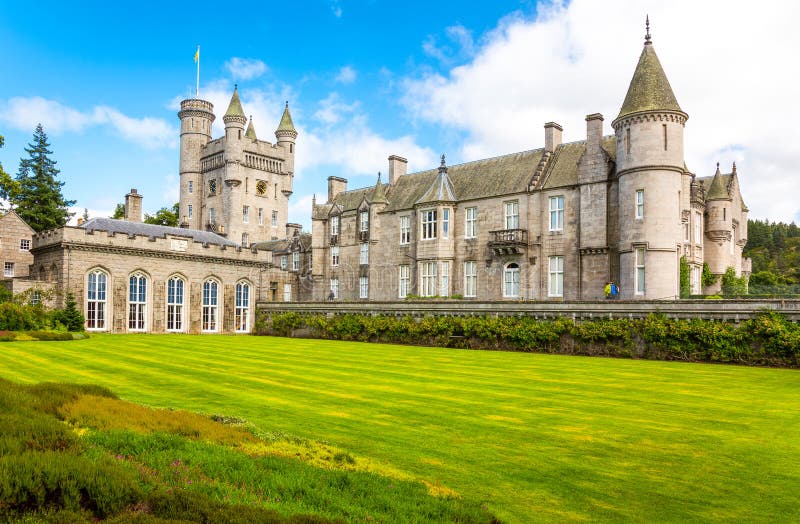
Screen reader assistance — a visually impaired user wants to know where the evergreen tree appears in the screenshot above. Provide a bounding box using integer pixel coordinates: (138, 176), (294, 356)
(82, 208), (90, 222)
(0, 134), (15, 212)
(111, 203), (125, 219)
(53, 292), (85, 332)
(3, 124), (75, 231)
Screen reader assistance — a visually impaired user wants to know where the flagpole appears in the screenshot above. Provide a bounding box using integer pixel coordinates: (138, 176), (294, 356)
(195, 45), (200, 98)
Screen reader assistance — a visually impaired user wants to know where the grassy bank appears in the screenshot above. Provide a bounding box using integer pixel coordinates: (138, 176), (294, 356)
(1, 334), (799, 522)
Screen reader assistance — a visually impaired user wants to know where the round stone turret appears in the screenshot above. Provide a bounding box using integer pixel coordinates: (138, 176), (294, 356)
(178, 98), (215, 230)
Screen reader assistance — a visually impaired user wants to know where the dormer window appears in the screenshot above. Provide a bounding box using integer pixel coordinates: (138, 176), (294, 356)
(331, 215), (340, 236)
(360, 210), (369, 232)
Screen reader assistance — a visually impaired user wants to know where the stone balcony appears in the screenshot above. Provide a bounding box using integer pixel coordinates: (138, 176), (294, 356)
(488, 229), (528, 255)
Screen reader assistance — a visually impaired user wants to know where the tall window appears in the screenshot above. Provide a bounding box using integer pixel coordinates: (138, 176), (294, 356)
(421, 209), (437, 240)
(464, 261), (477, 298)
(235, 281), (250, 333)
(258, 208), (264, 225)
(202, 280), (219, 332)
(663, 124), (668, 150)
(242, 205), (249, 223)
(330, 278), (339, 299)
(86, 270), (107, 330)
(694, 211), (702, 244)
(504, 263), (520, 298)
(283, 283), (292, 301)
(188, 204), (193, 219)
(548, 256), (564, 297)
(331, 246), (339, 266)
(359, 276), (369, 298)
(626, 128), (631, 155)
(272, 210), (278, 226)
(360, 210), (369, 232)
(331, 215), (340, 236)
(505, 201), (519, 229)
(691, 266), (700, 295)
(359, 243), (369, 265)
(398, 265), (410, 298)
(635, 248), (646, 295)
(209, 207), (216, 224)
(19, 239), (30, 251)
(442, 209), (450, 238)
(292, 251), (300, 271)
(549, 196), (564, 231)
(242, 233), (249, 246)
(128, 273), (147, 331)
(683, 222), (690, 242)
(421, 262), (437, 296)
(188, 180), (193, 194)
(166, 276), (184, 332)
(4, 262), (14, 277)
(635, 189), (645, 219)
(440, 261), (450, 297)
(280, 256), (287, 270)
(730, 227), (735, 255)
(465, 207), (477, 239)
(400, 216), (410, 244)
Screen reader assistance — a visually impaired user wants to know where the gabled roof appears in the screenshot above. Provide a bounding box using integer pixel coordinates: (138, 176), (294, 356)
(327, 187), (373, 213)
(0, 210), (35, 234)
(616, 40), (684, 122)
(253, 232), (311, 254)
(541, 136), (616, 189)
(81, 218), (239, 247)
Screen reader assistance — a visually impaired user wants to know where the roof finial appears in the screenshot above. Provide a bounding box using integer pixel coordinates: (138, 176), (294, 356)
(234, 83), (238, 91)
(645, 15), (652, 44)
(377, 171), (382, 183)
(285, 100), (289, 108)
(732, 161), (737, 174)
(440, 154), (446, 167)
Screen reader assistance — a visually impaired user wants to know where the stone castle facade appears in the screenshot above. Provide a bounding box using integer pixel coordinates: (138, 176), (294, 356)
(309, 28), (750, 301)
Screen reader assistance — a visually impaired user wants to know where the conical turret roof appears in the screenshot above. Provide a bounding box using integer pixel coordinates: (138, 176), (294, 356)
(224, 86), (246, 119)
(371, 173), (389, 204)
(277, 102), (297, 134)
(245, 116), (257, 139)
(706, 163), (731, 200)
(615, 26), (685, 122)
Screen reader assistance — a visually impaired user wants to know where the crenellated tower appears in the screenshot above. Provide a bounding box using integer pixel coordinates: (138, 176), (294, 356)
(611, 17), (688, 299)
(178, 98), (215, 230)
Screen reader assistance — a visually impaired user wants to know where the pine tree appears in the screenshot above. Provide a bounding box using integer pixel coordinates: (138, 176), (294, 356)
(8, 124), (75, 232)
(0, 134), (14, 212)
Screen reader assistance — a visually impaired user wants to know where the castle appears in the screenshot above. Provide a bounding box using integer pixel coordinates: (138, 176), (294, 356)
(0, 22), (749, 332)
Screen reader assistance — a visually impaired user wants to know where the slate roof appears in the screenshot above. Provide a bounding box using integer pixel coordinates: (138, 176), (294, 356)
(703, 167), (731, 201)
(224, 87), (246, 118)
(81, 218), (239, 247)
(245, 118), (257, 139)
(416, 170), (457, 204)
(277, 103), (297, 134)
(253, 233), (311, 254)
(616, 41), (684, 122)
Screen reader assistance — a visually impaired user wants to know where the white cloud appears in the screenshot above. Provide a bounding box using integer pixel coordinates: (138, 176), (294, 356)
(330, 0), (342, 18)
(288, 193), (315, 230)
(224, 57), (268, 80)
(400, 0), (800, 222)
(0, 96), (176, 149)
(314, 93), (359, 126)
(335, 66), (357, 84)
(422, 24), (475, 65)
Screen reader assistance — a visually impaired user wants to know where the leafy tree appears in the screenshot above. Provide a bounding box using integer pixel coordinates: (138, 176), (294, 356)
(701, 262), (717, 288)
(112, 203), (125, 219)
(1, 124), (75, 231)
(52, 292), (85, 332)
(144, 203), (179, 227)
(721, 267), (748, 296)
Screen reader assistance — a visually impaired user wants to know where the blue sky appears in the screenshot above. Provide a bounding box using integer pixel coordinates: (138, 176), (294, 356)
(1, 0), (799, 229)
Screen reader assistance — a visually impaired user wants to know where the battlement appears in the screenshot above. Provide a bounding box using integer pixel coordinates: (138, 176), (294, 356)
(179, 98), (214, 114)
(32, 226), (273, 265)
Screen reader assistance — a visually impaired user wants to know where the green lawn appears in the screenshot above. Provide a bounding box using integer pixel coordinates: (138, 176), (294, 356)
(2, 334), (799, 523)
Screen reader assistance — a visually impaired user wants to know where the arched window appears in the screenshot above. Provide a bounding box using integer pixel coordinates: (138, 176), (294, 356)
(166, 276), (185, 332)
(86, 269), (108, 330)
(128, 273), (148, 331)
(202, 279), (219, 332)
(235, 281), (250, 333)
(503, 263), (520, 298)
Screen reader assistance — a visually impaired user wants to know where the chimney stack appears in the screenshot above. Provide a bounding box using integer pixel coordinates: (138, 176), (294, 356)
(585, 113), (604, 152)
(327, 176), (347, 203)
(387, 155), (408, 185)
(124, 189), (143, 223)
(544, 122), (563, 152)
(286, 222), (302, 239)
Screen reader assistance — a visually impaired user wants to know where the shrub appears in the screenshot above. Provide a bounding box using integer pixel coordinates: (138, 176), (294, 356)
(51, 292), (85, 332)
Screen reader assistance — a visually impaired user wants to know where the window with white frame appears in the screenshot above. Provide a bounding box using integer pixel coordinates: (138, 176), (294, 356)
(280, 255), (287, 270)
(464, 261), (477, 297)
(504, 263), (520, 298)
(242, 205), (249, 223)
(331, 246), (339, 266)
(283, 283), (292, 301)
(359, 243), (369, 265)
(421, 209), (437, 240)
(202, 280), (219, 332)
(258, 208), (263, 225)
(420, 261), (437, 296)
(4, 262), (14, 277)
(86, 269), (107, 330)
(209, 207), (216, 224)
(330, 278), (339, 299)
(19, 239), (31, 251)
(548, 256), (564, 297)
(292, 251), (300, 271)
(188, 204), (193, 219)
(505, 201), (519, 229)
(465, 207), (477, 239)
(398, 265), (410, 298)
(635, 189), (645, 219)
(549, 196), (564, 231)
(166, 276), (184, 332)
(360, 210), (369, 232)
(272, 210), (278, 227)
(400, 216), (410, 244)
(128, 273), (147, 331)
(242, 233), (249, 246)
(359, 276), (369, 298)
(31, 290), (40, 305)
(635, 248), (646, 295)
(235, 281), (250, 333)
(442, 209), (450, 238)
(694, 211), (702, 244)
(440, 261), (450, 297)
(331, 215), (339, 236)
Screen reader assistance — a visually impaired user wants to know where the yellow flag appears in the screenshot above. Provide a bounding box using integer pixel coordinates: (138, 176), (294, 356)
(194, 47), (200, 63)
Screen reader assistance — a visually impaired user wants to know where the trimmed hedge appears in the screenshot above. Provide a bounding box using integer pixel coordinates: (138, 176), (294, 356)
(255, 311), (800, 367)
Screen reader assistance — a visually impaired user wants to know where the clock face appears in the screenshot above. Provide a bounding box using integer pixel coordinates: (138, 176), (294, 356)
(256, 180), (267, 195)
